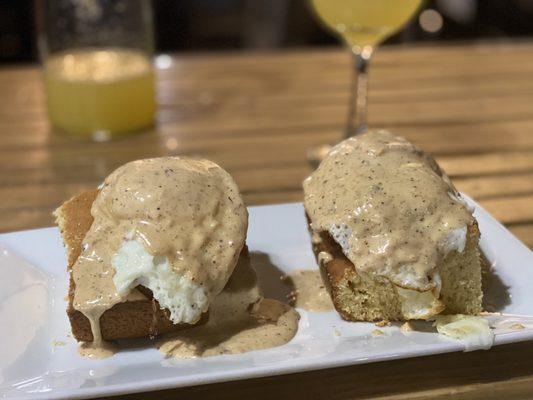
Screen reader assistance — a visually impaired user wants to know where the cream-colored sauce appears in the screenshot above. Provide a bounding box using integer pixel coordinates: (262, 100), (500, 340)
(317, 251), (333, 266)
(303, 130), (473, 293)
(77, 341), (116, 359)
(283, 269), (334, 312)
(158, 258), (300, 358)
(72, 157), (247, 348)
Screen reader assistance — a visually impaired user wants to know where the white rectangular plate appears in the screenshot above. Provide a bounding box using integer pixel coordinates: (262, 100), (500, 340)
(1, 197), (532, 400)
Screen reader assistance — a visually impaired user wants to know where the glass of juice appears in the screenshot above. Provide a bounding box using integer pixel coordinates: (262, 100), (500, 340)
(37, 0), (156, 141)
(307, 0), (423, 164)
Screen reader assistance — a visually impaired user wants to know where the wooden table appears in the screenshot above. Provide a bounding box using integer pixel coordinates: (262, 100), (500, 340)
(1, 41), (532, 399)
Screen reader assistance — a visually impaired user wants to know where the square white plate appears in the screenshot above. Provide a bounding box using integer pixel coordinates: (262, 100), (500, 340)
(1, 197), (532, 400)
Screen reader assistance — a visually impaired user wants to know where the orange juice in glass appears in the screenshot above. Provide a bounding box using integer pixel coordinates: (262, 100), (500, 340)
(38, 0), (155, 140)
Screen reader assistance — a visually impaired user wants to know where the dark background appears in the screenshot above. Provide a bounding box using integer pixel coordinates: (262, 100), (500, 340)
(2, 0), (533, 63)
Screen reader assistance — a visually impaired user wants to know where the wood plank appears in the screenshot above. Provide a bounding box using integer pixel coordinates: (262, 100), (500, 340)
(3, 119), (533, 162)
(0, 208), (55, 232)
(0, 148), (531, 189)
(479, 195), (533, 224)
(154, 95), (533, 131)
(6, 45), (533, 118)
(508, 224), (533, 248)
(454, 173), (533, 199)
(0, 183), (97, 212)
(1, 122), (533, 174)
(438, 152), (533, 176)
(5, 70), (533, 117)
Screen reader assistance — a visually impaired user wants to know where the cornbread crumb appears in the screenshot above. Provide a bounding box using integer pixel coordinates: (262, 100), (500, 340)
(376, 320), (390, 327)
(371, 329), (384, 337)
(400, 322), (414, 333)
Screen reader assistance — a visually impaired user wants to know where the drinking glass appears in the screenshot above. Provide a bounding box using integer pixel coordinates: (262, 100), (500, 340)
(307, 0), (423, 165)
(36, 0), (156, 141)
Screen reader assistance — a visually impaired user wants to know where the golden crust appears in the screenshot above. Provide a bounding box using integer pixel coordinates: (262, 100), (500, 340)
(314, 229), (361, 321)
(54, 190), (99, 268)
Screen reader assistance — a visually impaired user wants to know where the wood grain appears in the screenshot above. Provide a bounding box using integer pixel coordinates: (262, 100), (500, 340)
(1, 41), (532, 399)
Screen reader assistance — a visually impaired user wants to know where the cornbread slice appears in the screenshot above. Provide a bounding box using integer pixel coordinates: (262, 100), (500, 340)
(309, 218), (483, 321)
(304, 131), (484, 322)
(57, 190), (248, 342)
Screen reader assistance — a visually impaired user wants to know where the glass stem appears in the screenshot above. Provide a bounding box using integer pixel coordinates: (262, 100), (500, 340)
(346, 47), (372, 138)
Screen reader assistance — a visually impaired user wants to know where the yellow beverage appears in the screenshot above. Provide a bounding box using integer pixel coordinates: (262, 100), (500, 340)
(44, 48), (155, 139)
(311, 0), (423, 48)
